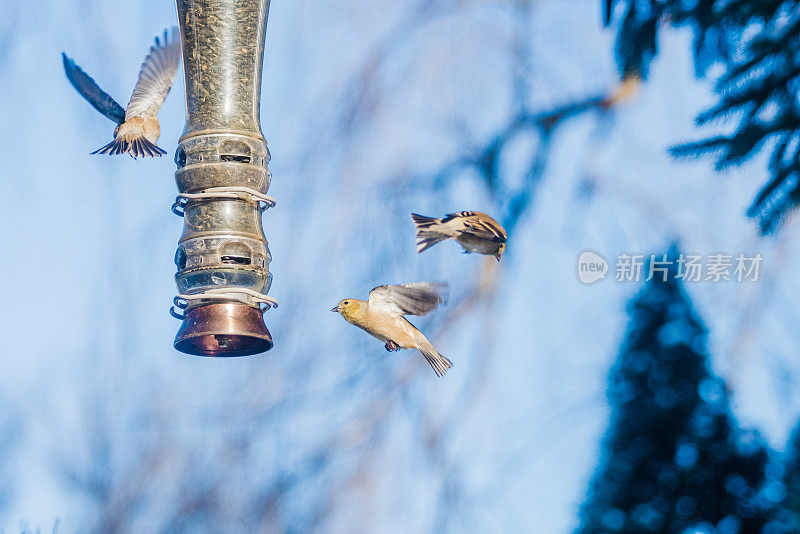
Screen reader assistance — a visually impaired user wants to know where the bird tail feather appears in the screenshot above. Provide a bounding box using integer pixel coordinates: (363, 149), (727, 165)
(92, 136), (167, 158)
(411, 213), (449, 253)
(419, 346), (453, 377)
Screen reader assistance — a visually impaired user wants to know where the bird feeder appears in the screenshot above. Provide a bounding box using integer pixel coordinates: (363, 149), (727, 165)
(171, 0), (276, 356)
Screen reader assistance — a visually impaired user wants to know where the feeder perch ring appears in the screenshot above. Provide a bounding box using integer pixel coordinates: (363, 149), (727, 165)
(172, 186), (276, 216)
(170, 288), (278, 320)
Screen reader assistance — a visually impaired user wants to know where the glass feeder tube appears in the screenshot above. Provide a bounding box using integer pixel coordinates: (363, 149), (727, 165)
(171, 0), (276, 356)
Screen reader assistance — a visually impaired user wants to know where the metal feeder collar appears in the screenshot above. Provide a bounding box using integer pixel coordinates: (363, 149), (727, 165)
(171, 0), (276, 356)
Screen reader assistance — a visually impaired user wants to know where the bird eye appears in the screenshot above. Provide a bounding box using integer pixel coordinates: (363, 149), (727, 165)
(343, 301), (349, 305)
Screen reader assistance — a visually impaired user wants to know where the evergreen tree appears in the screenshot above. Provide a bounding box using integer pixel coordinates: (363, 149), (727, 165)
(576, 253), (780, 533)
(603, 1), (800, 234)
(772, 424), (800, 532)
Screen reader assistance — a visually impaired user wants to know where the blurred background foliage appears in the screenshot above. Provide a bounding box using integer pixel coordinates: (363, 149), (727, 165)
(2, 0), (800, 532)
(577, 253), (785, 533)
(605, 0), (800, 233)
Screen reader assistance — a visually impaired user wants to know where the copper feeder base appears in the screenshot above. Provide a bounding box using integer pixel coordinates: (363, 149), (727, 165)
(174, 302), (273, 357)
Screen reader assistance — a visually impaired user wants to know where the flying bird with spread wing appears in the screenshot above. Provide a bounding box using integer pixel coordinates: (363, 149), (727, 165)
(411, 211), (507, 260)
(62, 27), (181, 158)
(331, 282), (453, 377)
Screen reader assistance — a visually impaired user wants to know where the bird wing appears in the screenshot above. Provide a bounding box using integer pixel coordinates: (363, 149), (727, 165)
(368, 282), (448, 317)
(62, 53), (126, 125)
(125, 27), (181, 120)
(447, 211), (507, 243)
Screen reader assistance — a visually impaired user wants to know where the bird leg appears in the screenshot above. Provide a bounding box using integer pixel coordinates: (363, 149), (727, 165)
(385, 341), (400, 352)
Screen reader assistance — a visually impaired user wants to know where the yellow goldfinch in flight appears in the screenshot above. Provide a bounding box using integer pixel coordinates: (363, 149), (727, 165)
(411, 211), (507, 261)
(331, 282), (453, 377)
(62, 27), (181, 158)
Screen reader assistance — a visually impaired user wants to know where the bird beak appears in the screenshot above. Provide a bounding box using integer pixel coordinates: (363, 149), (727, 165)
(331, 306), (340, 313)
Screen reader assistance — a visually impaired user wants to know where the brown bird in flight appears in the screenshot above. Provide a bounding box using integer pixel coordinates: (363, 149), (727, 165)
(62, 27), (181, 158)
(411, 211), (508, 260)
(331, 282), (453, 377)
